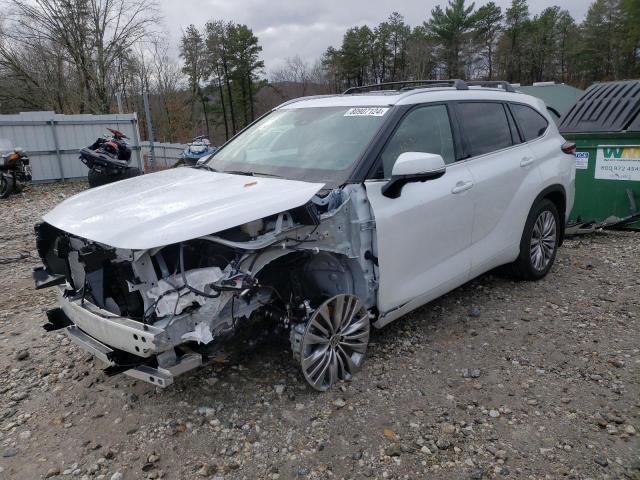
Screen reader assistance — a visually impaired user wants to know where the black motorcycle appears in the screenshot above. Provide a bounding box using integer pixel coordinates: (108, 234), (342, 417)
(80, 128), (142, 188)
(0, 140), (31, 199)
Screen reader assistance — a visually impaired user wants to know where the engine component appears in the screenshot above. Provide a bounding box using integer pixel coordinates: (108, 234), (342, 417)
(146, 266), (230, 318)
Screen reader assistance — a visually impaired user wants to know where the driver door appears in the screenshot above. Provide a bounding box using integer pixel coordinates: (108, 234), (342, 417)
(364, 104), (475, 319)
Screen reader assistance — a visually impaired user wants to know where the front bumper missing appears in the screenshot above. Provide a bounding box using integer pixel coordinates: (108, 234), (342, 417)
(66, 325), (113, 364)
(48, 290), (203, 387)
(33, 266), (66, 290)
(57, 289), (165, 357)
(64, 325), (202, 387)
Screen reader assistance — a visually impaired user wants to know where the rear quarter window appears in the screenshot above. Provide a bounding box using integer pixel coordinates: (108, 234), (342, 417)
(511, 104), (549, 141)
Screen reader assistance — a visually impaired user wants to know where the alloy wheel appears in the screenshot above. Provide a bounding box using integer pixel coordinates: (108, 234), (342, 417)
(530, 210), (557, 271)
(300, 294), (370, 391)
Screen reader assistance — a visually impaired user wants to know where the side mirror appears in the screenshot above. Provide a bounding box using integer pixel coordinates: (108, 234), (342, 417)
(382, 152), (446, 198)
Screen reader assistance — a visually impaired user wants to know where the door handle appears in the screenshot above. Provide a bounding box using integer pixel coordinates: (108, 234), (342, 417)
(451, 180), (474, 194)
(520, 156), (535, 167)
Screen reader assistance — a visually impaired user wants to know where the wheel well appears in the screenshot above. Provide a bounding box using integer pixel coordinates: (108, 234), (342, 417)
(540, 187), (566, 245)
(256, 251), (367, 309)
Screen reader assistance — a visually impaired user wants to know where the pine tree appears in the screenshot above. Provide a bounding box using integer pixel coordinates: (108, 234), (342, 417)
(474, 2), (502, 80)
(179, 25), (207, 122)
(503, 0), (530, 82)
(426, 0), (478, 79)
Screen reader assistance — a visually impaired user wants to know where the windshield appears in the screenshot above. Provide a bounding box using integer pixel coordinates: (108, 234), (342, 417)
(205, 106), (390, 185)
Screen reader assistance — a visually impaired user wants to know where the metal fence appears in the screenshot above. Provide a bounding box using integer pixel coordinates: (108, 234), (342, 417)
(0, 111), (142, 182)
(140, 141), (185, 169)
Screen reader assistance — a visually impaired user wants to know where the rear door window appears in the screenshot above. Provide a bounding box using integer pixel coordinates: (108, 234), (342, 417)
(510, 104), (549, 141)
(456, 102), (513, 157)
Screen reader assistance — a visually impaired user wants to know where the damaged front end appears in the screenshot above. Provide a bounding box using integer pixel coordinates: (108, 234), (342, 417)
(33, 185), (378, 390)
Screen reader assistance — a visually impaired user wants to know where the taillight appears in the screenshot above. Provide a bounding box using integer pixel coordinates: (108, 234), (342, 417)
(561, 142), (576, 155)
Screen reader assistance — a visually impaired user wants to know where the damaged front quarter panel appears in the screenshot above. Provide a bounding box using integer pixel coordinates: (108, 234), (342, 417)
(33, 183), (378, 388)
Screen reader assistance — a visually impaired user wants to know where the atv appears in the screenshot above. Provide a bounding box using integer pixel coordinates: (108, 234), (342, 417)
(80, 128), (142, 188)
(0, 139), (31, 199)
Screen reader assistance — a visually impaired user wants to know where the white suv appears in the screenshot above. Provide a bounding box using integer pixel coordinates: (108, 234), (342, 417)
(33, 80), (576, 391)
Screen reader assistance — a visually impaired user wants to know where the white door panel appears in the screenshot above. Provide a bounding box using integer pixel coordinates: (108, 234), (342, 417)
(467, 144), (542, 276)
(366, 162), (475, 314)
(468, 145), (540, 243)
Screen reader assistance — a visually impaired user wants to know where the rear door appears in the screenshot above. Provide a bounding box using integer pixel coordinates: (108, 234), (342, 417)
(454, 101), (542, 276)
(365, 104), (475, 316)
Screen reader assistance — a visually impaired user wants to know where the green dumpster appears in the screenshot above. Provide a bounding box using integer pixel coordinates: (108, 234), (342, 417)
(559, 80), (640, 230)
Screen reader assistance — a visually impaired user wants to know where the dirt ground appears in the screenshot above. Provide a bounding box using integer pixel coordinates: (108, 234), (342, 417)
(0, 182), (638, 480)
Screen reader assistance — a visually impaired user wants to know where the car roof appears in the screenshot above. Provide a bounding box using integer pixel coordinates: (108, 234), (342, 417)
(278, 87), (546, 111)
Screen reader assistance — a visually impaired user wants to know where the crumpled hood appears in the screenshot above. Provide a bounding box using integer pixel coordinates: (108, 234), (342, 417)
(43, 168), (324, 250)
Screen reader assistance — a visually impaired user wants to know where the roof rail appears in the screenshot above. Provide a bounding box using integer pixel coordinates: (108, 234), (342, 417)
(343, 79), (469, 94)
(276, 94), (338, 108)
(466, 81), (516, 93)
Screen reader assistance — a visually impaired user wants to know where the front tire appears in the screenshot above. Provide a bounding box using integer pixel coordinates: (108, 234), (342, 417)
(297, 294), (370, 391)
(88, 167), (140, 187)
(87, 169), (112, 188)
(0, 174), (14, 198)
(508, 199), (560, 280)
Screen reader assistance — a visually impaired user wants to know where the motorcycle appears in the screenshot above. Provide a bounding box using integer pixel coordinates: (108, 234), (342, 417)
(177, 136), (217, 166)
(79, 128), (142, 188)
(0, 139), (31, 199)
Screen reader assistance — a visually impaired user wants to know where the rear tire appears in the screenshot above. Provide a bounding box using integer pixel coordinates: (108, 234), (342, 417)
(507, 199), (560, 280)
(0, 174), (14, 198)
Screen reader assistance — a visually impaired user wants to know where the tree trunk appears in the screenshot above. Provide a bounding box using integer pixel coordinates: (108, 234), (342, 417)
(55, 56), (64, 112)
(216, 66), (229, 141)
(488, 43), (493, 80)
(247, 72), (255, 121)
(221, 55), (236, 134)
(508, 29), (518, 82)
(560, 36), (566, 82)
(240, 74), (248, 126)
(163, 96), (174, 142)
(200, 92), (210, 140)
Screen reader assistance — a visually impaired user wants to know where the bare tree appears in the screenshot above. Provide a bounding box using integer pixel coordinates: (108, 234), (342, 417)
(2, 0), (160, 113)
(271, 55), (316, 96)
(150, 37), (184, 141)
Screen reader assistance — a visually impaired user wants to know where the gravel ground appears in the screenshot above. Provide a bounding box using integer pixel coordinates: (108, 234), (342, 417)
(0, 182), (638, 480)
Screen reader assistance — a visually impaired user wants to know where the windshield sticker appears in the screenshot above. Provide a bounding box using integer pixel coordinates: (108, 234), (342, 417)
(344, 107), (389, 117)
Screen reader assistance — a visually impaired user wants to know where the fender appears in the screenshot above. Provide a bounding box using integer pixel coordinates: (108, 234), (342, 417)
(529, 184), (567, 245)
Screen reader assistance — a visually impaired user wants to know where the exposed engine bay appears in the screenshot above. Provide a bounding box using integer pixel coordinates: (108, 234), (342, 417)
(33, 184), (377, 390)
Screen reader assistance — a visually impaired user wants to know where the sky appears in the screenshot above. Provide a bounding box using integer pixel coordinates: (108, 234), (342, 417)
(161, 0), (591, 74)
